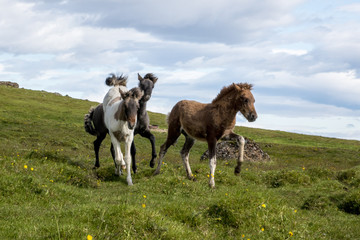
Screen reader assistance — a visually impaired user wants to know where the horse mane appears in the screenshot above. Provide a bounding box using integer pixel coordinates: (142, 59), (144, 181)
(143, 73), (158, 83)
(212, 83), (253, 104)
(105, 73), (128, 86)
(124, 87), (144, 99)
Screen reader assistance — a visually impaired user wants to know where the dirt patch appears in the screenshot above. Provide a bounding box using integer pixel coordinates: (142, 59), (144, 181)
(0, 81), (19, 88)
(149, 125), (167, 133)
(201, 137), (270, 162)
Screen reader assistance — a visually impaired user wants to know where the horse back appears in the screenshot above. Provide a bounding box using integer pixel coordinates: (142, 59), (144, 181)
(169, 100), (211, 141)
(92, 104), (108, 136)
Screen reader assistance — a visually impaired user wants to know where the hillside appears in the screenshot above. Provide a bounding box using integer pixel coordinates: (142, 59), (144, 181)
(0, 85), (360, 239)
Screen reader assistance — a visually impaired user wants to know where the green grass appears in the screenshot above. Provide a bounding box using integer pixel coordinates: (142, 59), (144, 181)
(1, 85), (360, 239)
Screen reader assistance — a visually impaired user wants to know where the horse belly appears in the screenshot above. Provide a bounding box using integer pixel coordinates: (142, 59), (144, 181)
(178, 100), (209, 141)
(181, 120), (208, 141)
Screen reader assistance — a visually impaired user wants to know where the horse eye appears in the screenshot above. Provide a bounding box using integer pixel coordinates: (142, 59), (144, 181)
(244, 98), (249, 103)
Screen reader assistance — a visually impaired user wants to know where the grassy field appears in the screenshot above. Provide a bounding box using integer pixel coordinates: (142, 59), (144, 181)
(0, 85), (360, 239)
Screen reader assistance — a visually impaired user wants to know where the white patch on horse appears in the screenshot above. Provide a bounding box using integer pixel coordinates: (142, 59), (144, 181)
(102, 84), (143, 186)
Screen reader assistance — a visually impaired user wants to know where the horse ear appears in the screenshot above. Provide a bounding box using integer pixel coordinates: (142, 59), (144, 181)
(138, 73), (144, 82)
(119, 89), (127, 99)
(134, 89), (144, 100)
(233, 83), (242, 91)
(152, 76), (158, 84)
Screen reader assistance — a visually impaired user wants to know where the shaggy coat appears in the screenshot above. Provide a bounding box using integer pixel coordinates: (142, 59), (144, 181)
(84, 73), (157, 172)
(103, 85), (143, 185)
(154, 83), (257, 188)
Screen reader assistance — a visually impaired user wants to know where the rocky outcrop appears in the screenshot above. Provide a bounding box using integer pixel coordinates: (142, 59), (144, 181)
(0, 81), (19, 88)
(201, 137), (270, 162)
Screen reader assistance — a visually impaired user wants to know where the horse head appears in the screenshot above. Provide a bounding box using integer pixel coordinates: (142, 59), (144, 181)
(138, 73), (158, 102)
(234, 83), (257, 122)
(119, 87), (144, 129)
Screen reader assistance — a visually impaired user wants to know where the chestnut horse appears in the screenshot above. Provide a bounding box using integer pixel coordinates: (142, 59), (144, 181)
(154, 83), (257, 188)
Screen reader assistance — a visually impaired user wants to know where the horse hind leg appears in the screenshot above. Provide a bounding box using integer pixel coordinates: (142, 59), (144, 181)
(180, 133), (195, 180)
(93, 133), (106, 169)
(153, 118), (181, 175)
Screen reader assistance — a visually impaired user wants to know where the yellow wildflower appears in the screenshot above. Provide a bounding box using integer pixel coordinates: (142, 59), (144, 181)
(87, 235), (93, 240)
(289, 231), (294, 237)
(24, 165), (28, 169)
(31, 167), (34, 171)
(142, 204), (146, 208)
(241, 234), (245, 238)
(50, 179), (54, 183)
(261, 204), (266, 208)
(294, 210), (297, 213)
(261, 227), (264, 232)
(143, 195), (147, 199)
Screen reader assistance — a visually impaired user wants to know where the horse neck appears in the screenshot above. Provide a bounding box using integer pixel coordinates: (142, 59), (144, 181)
(138, 99), (147, 116)
(212, 95), (239, 122)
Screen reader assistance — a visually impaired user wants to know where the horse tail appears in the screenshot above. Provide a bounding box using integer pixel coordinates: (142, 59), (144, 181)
(84, 107), (97, 136)
(105, 73), (128, 87)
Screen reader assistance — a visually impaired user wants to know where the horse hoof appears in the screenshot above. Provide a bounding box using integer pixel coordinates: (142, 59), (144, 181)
(234, 165), (241, 175)
(150, 160), (155, 168)
(121, 165), (126, 170)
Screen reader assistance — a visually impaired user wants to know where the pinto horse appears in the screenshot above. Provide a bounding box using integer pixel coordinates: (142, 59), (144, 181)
(154, 83), (257, 188)
(103, 80), (143, 185)
(84, 74), (127, 169)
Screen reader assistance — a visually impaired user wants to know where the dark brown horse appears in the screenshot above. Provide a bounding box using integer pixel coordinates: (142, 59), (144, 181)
(154, 83), (257, 188)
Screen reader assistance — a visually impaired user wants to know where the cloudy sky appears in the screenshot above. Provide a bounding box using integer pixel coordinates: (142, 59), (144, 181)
(1, 0), (360, 140)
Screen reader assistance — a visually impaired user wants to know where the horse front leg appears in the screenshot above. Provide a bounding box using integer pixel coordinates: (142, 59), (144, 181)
(124, 136), (133, 186)
(222, 132), (245, 175)
(207, 137), (217, 188)
(109, 133), (125, 176)
(130, 140), (137, 174)
(139, 129), (157, 168)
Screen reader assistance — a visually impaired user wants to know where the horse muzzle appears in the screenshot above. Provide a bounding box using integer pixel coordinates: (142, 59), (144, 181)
(247, 112), (257, 122)
(128, 120), (136, 130)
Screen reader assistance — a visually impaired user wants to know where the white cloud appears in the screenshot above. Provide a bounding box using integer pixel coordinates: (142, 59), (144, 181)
(272, 49), (308, 56)
(0, 0), (359, 140)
